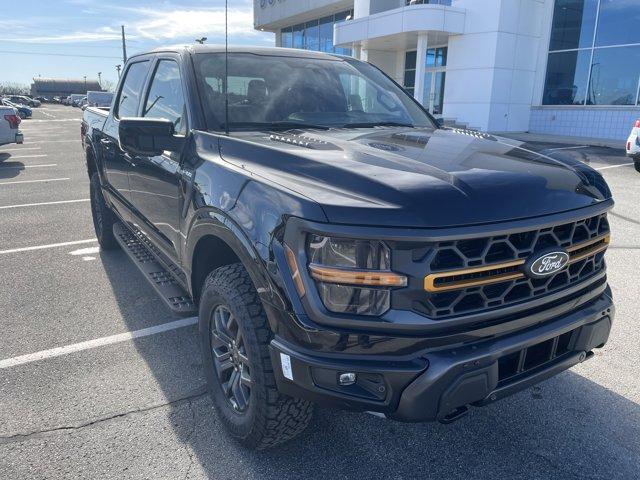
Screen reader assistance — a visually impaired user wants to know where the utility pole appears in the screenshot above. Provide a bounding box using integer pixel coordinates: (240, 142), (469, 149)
(121, 25), (127, 64)
(116, 65), (122, 78)
(84, 75), (87, 92)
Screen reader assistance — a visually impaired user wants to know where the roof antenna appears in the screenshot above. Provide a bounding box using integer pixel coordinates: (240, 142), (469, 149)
(224, 0), (230, 136)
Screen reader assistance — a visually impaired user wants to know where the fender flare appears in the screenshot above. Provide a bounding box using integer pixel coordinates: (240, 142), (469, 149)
(185, 208), (275, 304)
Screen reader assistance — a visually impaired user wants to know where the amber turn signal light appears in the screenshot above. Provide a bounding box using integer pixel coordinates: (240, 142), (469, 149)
(308, 264), (407, 287)
(284, 244), (306, 298)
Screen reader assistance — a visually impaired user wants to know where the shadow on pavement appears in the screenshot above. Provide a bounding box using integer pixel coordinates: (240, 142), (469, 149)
(0, 160), (24, 180)
(99, 250), (639, 479)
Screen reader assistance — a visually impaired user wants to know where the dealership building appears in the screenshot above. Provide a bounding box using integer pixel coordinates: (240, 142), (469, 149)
(254, 0), (640, 141)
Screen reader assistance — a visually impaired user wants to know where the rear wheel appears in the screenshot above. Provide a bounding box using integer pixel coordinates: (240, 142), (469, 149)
(89, 173), (119, 250)
(199, 263), (313, 450)
(635, 159), (640, 173)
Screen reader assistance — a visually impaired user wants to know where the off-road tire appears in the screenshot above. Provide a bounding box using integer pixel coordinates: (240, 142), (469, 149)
(199, 263), (313, 450)
(89, 172), (119, 250)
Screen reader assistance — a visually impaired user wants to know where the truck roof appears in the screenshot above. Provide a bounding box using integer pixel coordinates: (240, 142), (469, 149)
(131, 45), (346, 61)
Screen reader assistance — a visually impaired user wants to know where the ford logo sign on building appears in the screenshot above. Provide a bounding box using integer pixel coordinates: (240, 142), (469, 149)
(526, 251), (570, 278)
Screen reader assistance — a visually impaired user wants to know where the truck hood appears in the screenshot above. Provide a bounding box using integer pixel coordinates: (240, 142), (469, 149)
(222, 127), (611, 228)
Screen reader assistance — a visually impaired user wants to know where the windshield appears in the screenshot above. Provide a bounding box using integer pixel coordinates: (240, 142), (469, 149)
(194, 52), (436, 132)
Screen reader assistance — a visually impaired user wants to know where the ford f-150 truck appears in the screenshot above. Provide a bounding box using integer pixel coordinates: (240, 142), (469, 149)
(82, 45), (614, 450)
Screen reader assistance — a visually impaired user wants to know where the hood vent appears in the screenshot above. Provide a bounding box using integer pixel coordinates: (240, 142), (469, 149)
(269, 133), (339, 150)
(448, 128), (497, 142)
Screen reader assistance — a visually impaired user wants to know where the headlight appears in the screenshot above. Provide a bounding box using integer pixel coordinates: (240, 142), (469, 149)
(305, 235), (406, 316)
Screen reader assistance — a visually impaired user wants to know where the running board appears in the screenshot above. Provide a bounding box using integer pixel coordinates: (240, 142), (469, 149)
(113, 222), (197, 316)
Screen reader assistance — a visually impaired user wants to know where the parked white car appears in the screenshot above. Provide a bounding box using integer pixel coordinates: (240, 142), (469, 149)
(0, 105), (23, 147)
(625, 119), (640, 172)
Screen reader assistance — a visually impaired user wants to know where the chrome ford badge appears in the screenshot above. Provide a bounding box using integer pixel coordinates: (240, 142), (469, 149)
(526, 250), (570, 278)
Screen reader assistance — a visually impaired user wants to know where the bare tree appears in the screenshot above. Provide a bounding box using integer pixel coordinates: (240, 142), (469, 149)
(101, 80), (116, 92)
(0, 82), (30, 95)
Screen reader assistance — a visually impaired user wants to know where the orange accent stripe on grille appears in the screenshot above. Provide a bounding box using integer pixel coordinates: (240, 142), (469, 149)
(424, 234), (610, 293)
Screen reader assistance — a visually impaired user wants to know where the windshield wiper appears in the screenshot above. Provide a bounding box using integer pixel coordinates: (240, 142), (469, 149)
(345, 121), (414, 128)
(221, 121), (331, 132)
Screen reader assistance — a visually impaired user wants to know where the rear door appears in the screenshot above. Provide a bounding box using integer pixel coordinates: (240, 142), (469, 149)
(100, 59), (151, 218)
(127, 56), (189, 263)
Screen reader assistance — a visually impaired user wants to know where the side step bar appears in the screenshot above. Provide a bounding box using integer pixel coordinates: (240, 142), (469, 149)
(113, 222), (197, 316)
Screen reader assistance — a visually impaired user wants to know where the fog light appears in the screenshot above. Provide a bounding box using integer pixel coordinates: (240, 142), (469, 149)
(338, 372), (356, 385)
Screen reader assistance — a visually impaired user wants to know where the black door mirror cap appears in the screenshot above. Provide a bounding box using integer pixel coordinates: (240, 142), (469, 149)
(119, 117), (183, 156)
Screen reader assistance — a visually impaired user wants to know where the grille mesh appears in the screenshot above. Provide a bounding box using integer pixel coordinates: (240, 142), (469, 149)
(414, 213), (609, 319)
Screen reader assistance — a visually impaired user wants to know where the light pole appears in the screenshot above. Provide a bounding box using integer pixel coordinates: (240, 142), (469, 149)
(98, 72), (102, 88)
(83, 75), (87, 93)
(116, 65), (122, 78)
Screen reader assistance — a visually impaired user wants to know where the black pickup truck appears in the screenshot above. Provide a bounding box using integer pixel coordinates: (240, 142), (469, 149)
(82, 45), (614, 449)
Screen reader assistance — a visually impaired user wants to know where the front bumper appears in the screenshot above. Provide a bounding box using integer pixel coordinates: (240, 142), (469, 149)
(270, 291), (613, 422)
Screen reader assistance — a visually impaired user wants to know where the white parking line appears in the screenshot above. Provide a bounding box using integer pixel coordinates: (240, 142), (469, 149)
(24, 140), (80, 144)
(0, 164), (57, 170)
(0, 198), (89, 210)
(0, 177), (69, 186)
(1, 154), (48, 159)
(0, 317), (198, 369)
(595, 162), (634, 171)
(0, 147), (42, 152)
(0, 239), (97, 255)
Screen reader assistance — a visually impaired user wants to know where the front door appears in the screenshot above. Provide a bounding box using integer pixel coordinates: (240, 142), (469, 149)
(127, 57), (188, 263)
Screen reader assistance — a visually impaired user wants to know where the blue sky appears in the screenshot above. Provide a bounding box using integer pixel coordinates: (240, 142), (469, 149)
(0, 0), (273, 88)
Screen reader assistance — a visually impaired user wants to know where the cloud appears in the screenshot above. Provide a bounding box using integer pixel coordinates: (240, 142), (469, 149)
(12, 29), (123, 43)
(129, 6), (263, 41)
(0, 3), (271, 45)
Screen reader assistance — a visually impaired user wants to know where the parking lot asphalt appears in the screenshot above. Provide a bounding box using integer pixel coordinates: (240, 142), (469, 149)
(0, 105), (638, 480)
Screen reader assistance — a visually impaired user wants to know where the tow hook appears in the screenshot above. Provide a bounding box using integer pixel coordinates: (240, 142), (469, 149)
(438, 405), (469, 424)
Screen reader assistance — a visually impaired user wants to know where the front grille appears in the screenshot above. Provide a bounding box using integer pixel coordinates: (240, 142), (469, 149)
(413, 213), (610, 319)
(497, 328), (577, 385)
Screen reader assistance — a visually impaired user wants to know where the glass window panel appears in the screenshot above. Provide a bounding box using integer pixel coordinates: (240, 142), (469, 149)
(404, 70), (415, 88)
(405, 51), (417, 70)
(116, 61), (149, 118)
(549, 0), (598, 51)
(426, 48), (436, 67)
(143, 60), (186, 134)
(281, 28), (292, 48)
(595, 0), (640, 47)
(587, 46), (640, 105)
(305, 20), (319, 51)
(319, 16), (333, 53)
(334, 10), (352, 22)
(293, 24), (304, 49)
(439, 47), (448, 66)
(542, 50), (591, 105)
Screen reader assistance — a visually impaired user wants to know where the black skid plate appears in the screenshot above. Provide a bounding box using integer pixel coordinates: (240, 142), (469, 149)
(113, 222), (197, 316)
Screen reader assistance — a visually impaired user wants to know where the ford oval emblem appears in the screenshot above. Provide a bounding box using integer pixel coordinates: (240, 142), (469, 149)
(526, 250), (570, 278)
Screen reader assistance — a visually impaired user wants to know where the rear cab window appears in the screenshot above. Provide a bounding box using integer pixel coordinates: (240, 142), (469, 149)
(115, 61), (150, 119)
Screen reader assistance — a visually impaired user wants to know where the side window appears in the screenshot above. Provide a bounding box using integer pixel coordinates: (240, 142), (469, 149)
(116, 61), (149, 119)
(143, 60), (187, 135)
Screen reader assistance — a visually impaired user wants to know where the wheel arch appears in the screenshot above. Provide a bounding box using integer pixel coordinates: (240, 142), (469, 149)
(186, 213), (273, 306)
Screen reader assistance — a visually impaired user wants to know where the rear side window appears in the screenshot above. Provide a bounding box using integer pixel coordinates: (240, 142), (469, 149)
(143, 60), (187, 134)
(116, 61), (149, 119)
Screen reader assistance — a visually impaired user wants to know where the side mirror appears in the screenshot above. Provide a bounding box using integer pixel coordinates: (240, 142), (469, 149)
(119, 118), (183, 156)
(435, 118), (445, 127)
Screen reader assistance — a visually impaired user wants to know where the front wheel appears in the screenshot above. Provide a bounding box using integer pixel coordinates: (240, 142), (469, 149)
(199, 263), (313, 450)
